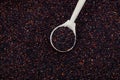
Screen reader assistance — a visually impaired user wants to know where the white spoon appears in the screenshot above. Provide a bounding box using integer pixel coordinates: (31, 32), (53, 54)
(50, 0), (86, 52)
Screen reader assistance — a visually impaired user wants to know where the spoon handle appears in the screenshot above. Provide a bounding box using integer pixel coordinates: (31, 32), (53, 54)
(70, 0), (86, 23)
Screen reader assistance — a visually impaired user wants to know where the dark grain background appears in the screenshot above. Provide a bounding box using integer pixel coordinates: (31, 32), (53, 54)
(0, 0), (120, 80)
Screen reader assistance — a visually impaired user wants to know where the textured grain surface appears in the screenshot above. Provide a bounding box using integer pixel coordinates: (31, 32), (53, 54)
(52, 27), (75, 51)
(0, 0), (120, 80)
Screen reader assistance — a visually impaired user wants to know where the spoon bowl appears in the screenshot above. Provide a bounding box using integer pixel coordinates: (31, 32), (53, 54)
(50, 20), (76, 52)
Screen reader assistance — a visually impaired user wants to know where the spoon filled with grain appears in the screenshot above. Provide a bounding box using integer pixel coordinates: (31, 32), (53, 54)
(50, 0), (86, 52)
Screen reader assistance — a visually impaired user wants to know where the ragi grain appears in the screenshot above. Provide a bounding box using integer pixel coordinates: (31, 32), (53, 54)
(52, 27), (75, 51)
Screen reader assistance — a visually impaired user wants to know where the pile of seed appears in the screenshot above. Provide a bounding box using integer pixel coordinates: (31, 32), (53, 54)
(0, 0), (120, 80)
